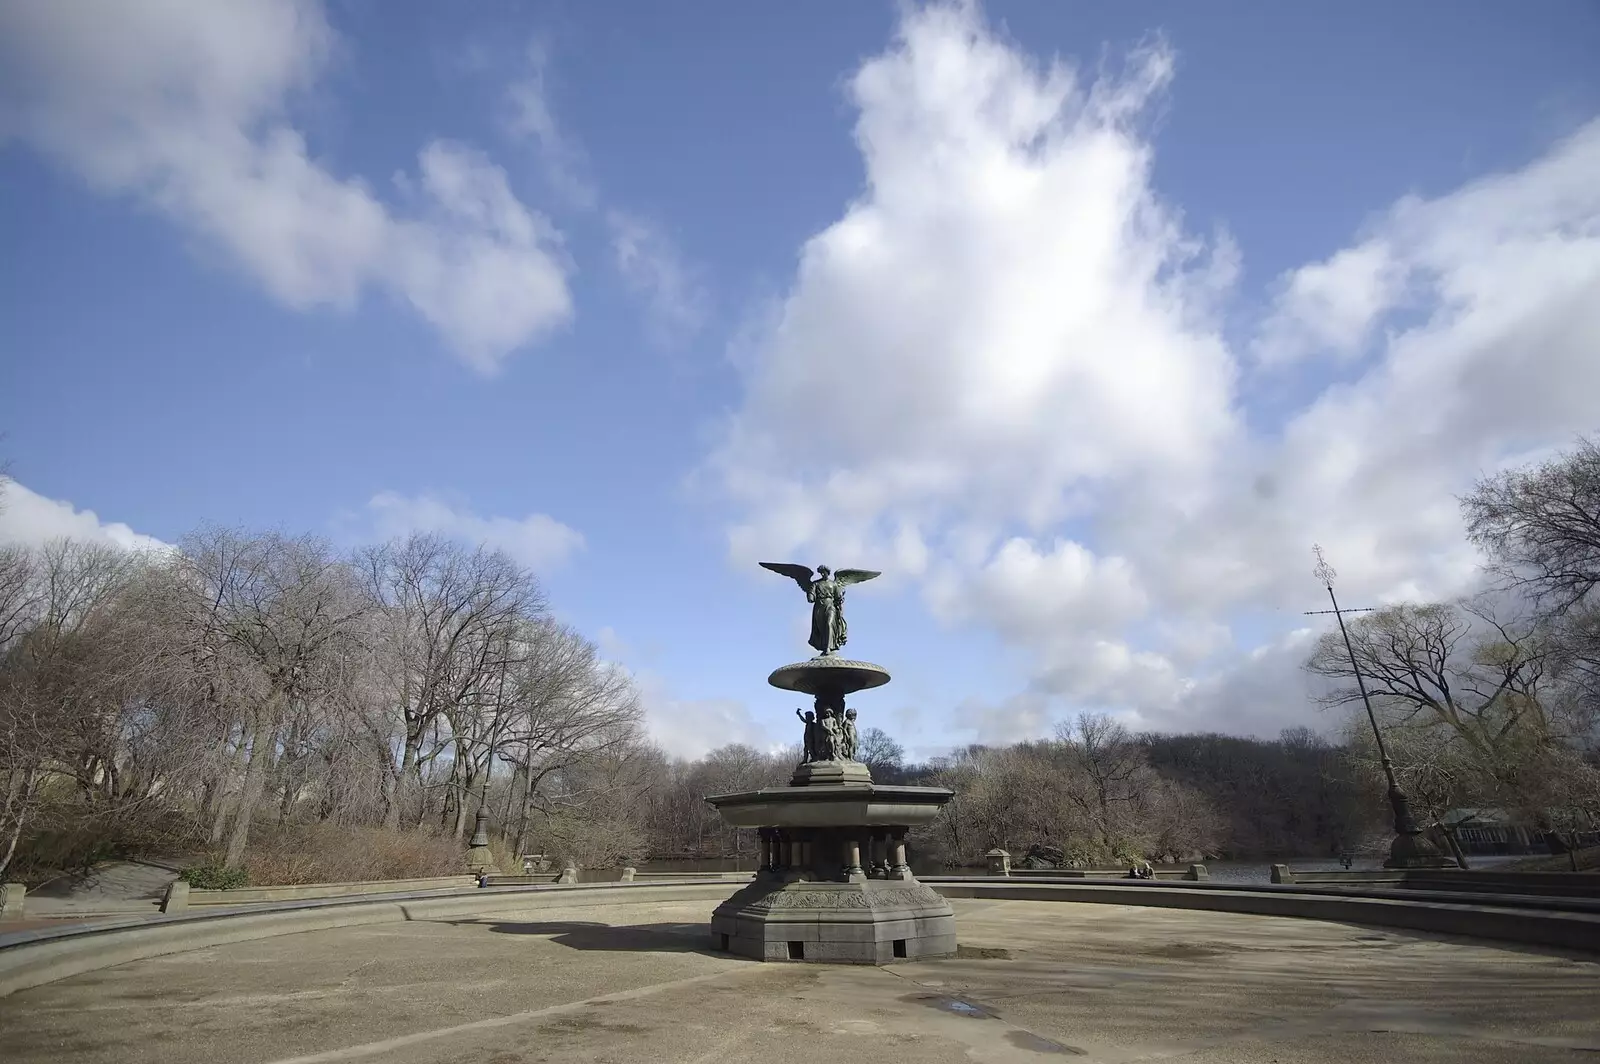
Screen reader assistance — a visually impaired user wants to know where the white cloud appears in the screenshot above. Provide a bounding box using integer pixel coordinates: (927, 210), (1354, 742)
(708, 1), (1600, 744)
(501, 39), (708, 345)
(504, 37), (597, 211)
(609, 210), (709, 344)
(0, 480), (168, 553)
(0, 0), (571, 372)
(631, 668), (773, 761)
(365, 491), (583, 571)
(1251, 243), (1402, 365)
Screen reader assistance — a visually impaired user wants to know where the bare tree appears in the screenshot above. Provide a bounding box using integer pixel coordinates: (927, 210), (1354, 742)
(0, 541), (152, 873)
(856, 727), (905, 780)
(1306, 601), (1551, 775)
(179, 529), (367, 867)
(1464, 435), (1600, 613)
(1054, 713), (1148, 858)
(354, 534), (544, 830)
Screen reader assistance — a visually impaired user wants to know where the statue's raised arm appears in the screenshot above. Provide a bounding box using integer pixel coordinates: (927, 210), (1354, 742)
(759, 562), (879, 656)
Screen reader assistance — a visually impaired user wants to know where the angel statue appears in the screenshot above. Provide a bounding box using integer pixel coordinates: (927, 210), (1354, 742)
(759, 563), (881, 656)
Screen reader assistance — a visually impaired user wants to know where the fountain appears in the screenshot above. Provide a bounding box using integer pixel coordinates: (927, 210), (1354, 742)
(704, 563), (957, 964)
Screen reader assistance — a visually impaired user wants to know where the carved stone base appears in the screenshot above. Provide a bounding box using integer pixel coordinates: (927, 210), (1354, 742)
(789, 759), (873, 787)
(709, 878), (956, 964)
(1384, 830), (1457, 869)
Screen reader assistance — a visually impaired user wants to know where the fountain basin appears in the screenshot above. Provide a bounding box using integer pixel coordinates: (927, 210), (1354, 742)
(768, 657), (890, 697)
(707, 784), (953, 829)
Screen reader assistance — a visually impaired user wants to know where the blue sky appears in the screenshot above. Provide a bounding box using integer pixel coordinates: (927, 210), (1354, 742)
(3, 0), (1599, 760)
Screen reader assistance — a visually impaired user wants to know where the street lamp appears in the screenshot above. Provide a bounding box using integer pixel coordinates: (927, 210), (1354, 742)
(1307, 546), (1452, 870)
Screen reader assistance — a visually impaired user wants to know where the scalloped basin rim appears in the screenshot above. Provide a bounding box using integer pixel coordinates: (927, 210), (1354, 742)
(706, 784), (954, 805)
(705, 784), (956, 829)
(767, 658), (891, 694)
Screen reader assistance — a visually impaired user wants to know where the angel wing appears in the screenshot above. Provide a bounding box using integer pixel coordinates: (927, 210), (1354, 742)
(835, 568), (882, 586)
(759, 561), (815, 593)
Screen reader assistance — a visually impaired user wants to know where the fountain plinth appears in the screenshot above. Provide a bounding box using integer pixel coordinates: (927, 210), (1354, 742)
(703, 563), (958, 964)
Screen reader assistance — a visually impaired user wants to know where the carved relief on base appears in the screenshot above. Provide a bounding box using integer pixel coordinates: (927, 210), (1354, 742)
(724, 881), (947, 913)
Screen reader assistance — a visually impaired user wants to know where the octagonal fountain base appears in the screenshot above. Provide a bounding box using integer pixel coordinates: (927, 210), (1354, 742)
(705, 781), (957, 964)
(711, 878), (956, 964)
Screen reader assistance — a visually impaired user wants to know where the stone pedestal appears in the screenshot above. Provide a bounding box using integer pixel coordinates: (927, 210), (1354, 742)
(465, 808), (499, 875)
(790, 760), (873, 787)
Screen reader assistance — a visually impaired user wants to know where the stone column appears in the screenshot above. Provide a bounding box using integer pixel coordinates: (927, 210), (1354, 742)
(889, 829), (911, 880)
(757, 830), (772, 873)
(843, 837), (865, 882)
(869, 832), (888, 878)
(789, 835), (804, 872)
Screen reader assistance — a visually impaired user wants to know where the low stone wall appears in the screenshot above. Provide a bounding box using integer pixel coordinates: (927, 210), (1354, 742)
(0, 881), (744, 998)
(1007, 865), (1208, 881)
(476, 871), (752, 888)
(1271, 866), (1600, 898)
(169, 875), (480, 911)
(925, 877), (1600, 954)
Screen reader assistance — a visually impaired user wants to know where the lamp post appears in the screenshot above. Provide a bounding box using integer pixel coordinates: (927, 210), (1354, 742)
(1306, 546), (1451, 870)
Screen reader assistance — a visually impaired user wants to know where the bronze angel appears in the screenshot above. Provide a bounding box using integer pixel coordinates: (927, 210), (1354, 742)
(759, 563), (881, 656)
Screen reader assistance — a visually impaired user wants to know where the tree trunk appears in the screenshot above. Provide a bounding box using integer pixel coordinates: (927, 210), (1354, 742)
(515, 771), (538, 858)
(384, 731), (420, 831)
(502, 762), (522, 827)
(0, 769), (39, 879)
(224, 704), (279, 869)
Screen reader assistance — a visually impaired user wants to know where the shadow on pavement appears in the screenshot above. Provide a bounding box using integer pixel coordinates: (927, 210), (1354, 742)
(437, 918), (732, 956)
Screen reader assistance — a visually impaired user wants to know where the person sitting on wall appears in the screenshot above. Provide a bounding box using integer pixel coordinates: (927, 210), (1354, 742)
(1127, 860), (1154, 880)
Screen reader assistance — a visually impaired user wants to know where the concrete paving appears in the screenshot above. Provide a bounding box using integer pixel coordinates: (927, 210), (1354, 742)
(0, 861), (176, 931)
(2, 897), (1597, 1063)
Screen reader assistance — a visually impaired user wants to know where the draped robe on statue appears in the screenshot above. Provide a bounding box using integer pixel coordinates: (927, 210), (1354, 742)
(806, 577), (846, 654)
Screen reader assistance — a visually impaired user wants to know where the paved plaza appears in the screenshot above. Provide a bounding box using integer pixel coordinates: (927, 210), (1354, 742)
(3, 897), (1598, 1063)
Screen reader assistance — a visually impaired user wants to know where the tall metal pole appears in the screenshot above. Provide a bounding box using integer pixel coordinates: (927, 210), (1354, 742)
(1308, 546), (1449, 870)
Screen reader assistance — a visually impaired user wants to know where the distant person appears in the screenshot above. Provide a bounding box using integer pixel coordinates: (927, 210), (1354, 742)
(1340, 852), (1354, 870)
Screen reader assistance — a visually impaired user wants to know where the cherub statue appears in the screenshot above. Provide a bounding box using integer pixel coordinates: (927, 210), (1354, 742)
(795, 708), (818, 763)
(817, 706), (843, 761)
(842, 707), (859, 761)
(759, 563), (882, 656)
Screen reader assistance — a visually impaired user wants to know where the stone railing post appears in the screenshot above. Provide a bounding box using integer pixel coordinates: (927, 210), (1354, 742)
(620, 867), (636, 882)
(557, 862), (578, 885)
(0, 882), (24, 917)
(160, 880), (189, 914)
(1269, 864), (1293, 884)
(985, 848), (1012, 877)
(1187, 863), (1209, 881)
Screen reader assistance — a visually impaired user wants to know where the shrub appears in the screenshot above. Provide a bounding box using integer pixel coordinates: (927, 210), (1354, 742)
(237, 824), (466, 885)
(181, 864), (249, 890)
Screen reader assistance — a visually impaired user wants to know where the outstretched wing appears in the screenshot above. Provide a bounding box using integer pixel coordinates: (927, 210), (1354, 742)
(759, 561), (815, 592)
(835, 568), (881, 586)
